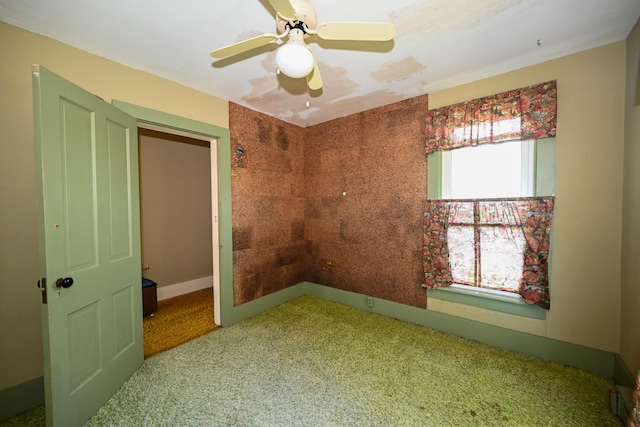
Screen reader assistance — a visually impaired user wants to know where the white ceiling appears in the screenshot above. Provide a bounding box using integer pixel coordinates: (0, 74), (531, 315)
(2, 0), (639, 127)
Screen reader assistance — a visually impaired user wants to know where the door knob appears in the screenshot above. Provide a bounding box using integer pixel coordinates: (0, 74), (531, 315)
(55, 277), (74, 289)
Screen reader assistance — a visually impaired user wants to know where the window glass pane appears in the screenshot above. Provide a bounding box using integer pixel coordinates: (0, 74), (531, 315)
(449, 142), (522, 199)
(447, 225), (475, 286)
(479, 225), (525, 292)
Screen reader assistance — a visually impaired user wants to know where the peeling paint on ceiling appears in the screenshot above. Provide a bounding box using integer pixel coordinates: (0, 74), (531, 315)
(388, 0), (524, 40)
(370, 56), (427, 83)
(2, 0), (639, 127)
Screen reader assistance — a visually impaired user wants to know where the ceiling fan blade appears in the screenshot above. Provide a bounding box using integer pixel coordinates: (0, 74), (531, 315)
(307, 58), (323, 91)
(266, 0), (297, 20)
(316, 22), (396, 42)
(210, 33), (278, 59)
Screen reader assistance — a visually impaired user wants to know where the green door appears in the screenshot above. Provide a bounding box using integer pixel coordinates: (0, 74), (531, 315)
(32, 65), (143, 426)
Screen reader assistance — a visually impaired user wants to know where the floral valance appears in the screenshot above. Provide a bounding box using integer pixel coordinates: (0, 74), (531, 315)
(425, 81), (557, 154)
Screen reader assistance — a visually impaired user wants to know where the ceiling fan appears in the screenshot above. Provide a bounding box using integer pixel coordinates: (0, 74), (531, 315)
(210, 0), (396, 91)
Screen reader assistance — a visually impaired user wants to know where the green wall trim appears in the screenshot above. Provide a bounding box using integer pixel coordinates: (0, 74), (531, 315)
(614, 353), (636, 388)
(213, 280), (615, 377)
(535, 137), (556, 196)
(111, 100), (229, 141)
(427, 288), (546, 319)
(426, 151), (442, 198)
(0, 376), (44, 421)
(301, 282), (614, 377)
(224, 285), (309, 324)
(111, 100), (235, 326)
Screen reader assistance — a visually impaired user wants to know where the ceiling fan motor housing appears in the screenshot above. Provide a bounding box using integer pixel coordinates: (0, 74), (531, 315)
(276, 0), (317, 36)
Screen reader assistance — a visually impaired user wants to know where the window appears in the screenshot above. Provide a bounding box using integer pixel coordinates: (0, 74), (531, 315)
(427, 138), (555, 299)
(428, 138), (555, 203)
(442, 199), (530, 295)
(443, 140), (534, 199)
(423, 81), (557, 312)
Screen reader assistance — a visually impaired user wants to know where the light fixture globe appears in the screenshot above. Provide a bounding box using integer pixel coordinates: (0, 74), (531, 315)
(276, 41), (314, 79)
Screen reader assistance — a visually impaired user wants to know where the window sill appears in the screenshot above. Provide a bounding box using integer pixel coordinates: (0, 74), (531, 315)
(426, 284), (546, 320)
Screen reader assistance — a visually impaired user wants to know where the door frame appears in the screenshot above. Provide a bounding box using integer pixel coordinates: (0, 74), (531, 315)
(112, 100), (233, 325)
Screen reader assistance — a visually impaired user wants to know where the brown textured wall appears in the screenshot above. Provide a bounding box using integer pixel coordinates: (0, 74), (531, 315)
(229, 103), (307, 305)
(304, 96), (429, 308)
(230, 95), (429, 308)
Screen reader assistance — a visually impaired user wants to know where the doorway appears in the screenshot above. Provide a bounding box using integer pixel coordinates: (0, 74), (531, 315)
(138, 127), (213, 300)
(138, 127), (217, 355)
(112, 99), (239, 327)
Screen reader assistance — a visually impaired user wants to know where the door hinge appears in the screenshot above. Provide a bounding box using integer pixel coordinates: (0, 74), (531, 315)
(37, 277), (48, 304)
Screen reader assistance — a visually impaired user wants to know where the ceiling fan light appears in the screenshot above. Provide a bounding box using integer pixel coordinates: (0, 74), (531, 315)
(276, 42), (314, 79)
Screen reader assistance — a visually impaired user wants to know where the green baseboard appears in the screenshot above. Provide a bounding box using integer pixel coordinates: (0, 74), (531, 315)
(299, 281), (617, 377)
(614, 353), (636, 388)
(223, 284), (308, 325)
(0, 376), (44, 421)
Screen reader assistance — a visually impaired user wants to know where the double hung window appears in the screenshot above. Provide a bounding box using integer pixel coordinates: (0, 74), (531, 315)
(423, 81), (557, 310)
(427, 138), (554, 298)
(442, 140), (539, 296)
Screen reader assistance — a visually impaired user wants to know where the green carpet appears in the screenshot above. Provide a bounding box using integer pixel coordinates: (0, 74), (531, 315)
(2, 296), (622, 426)
(90, 296), (620, 426)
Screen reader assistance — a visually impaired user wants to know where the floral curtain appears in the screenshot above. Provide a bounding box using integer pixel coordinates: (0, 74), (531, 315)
(425, 81), (557, 154)
(423, 197), (554, 309)
(631, 371), (640, 427)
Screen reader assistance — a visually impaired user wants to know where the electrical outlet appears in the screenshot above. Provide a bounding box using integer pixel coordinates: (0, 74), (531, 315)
(367, 296), (374, 307)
